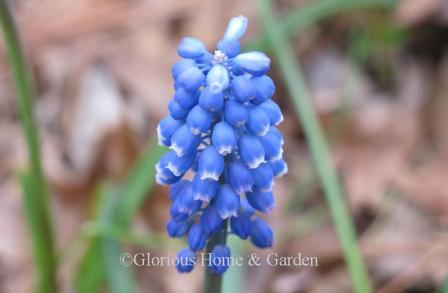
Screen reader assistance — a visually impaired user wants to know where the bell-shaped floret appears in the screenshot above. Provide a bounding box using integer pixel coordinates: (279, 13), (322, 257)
(238, 135), (265, 169)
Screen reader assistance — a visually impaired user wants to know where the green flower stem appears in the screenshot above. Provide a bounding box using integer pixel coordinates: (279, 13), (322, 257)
(248, 0), (397, 51)
(256, 1), (372, 292)
(204, 220), (228, 293)
(0, 2), (56, 292)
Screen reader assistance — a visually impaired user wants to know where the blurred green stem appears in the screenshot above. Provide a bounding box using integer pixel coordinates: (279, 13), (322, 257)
(256, 0), (372, 292)
(0, 2), (56, 292)
(204, 220), (228, 293)
(248, 0), (397, 51)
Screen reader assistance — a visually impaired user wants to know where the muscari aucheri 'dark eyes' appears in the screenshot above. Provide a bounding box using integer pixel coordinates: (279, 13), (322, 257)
(156, 15), (288, 275)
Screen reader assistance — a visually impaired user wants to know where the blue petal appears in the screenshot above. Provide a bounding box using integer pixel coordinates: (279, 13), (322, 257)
(222, 15), (248, 43)
(241, 197), (256, 217)
(238, 135), (265, 169)
(155, 163), (181, 185)
(170, 184), (202, 220)
(198, 87), (224, 112)
(198, 146), (224, 181)
(176, 248), (196, 273)
(234, 52), (270, 76)
(209, 245), (231, 275)
(170, 125), (201, 157)
(228, 160), (254, 195)
(268, 126), (284, 145)
(247, 105), (270, 136)
(177, 37), (207, 58)
(224, 100), (249, 128)
(268, 159), (288, 178)
(177, 66), (205, 92)
(187, 223), (208, 251)
(250, 218), (273, 248)
(251, 75), (275, 104)
(169, 180), (190, 201)
(231, 76), (255, 103)
(168, 99), (190, 120)
(192, 174), (219, 203)
(258, 131), (283, 161)
(167, 218), (194, 238)
(251, 163), (274, 191)
(186, 105), (213, 135)
(216, 40), (240, 58)
(172, 59), (196, 79)
(174, 88), (199, 109)
(200, 206), (224, 235)
(160, 151), (195, 177)
(230, 213), (252, 239)
(212, 121), (237, 155)
(207, 64), (229, 93)
(157, 115), (183, 147)
(213, 184), (240, 219)
(246, 190), (275, 213)
(260, 99), (283, 125)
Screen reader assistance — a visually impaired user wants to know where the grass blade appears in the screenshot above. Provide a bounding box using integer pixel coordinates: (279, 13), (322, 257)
(1, 2), (56, 292)
(255, 0), (372, 292)
(248, 0), (397, 51)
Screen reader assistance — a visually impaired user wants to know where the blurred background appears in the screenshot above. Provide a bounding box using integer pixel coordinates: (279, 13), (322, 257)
(1, 0), (448, 292)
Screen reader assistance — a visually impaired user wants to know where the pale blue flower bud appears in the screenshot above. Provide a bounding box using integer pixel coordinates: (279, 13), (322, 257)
(157, 115), (183, 147)
(170, 125), (201, 157)
(159, 150), (195, 177)
(224, 100), (249, 128)
(260, 99), (283, 125)
(209, 245), (231, 275)
(252, 163), (274, 191)
(247, 106), (270, 136)
(212, 121), (237, 155)
(177, 37), (207, 58)
(251, 75), (275, 104)
(170, 184), (201, 220)
(246, 190), (274, 213)
(250, 218), (273, 248)
(213, 184), (240, 219)
(178, 66), (205, 92)
(238, 135), (265, 169)
(172, 59), (196, 79)
(207, 64), (229, 93)
(230, 213), (252, 239)
(231, 76), (255, 103)
(186, 105), (213, 135)
(228, 160), (254, 195)
(258, 131), (283, 161)
(168, 99), (190, 120)
(268, 159), (288, 178)
(234, 52), (270, 76)
(217, 40), (240, 58)
(198, 146), (224, 180)
(198, 87), (224, 112)
(222, 15), (248, 43)
(167, 218), (194, 238)
(188, 223), (208, 251)
(192, 174), (218, 203)
(169, 179), (190, 201)
(200, 206), (224, 235)
(174, 88), (199, 109)
(176, 248), (196, 273)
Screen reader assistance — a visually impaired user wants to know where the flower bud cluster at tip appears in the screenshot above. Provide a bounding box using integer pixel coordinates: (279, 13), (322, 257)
(156, 15), (288, 275)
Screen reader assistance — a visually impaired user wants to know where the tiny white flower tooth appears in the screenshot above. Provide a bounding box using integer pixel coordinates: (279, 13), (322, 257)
(200, 171), (220, 181)
(248, 156), (265, 169)
(170, 143), (184, 157)
(166, 162), (181, 177)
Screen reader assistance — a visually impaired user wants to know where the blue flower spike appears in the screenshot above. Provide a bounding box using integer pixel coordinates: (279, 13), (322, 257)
(156, 16), (287, 274)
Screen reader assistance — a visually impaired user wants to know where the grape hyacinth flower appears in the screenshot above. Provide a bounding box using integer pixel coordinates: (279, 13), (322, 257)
(156, 15), (287, 275)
